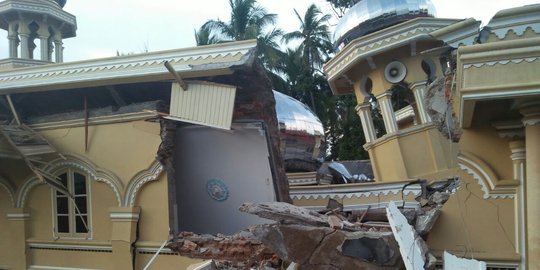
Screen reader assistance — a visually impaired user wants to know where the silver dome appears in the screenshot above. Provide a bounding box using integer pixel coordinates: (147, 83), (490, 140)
(333, 0), (436, 49)
(273, 91), (326, 172)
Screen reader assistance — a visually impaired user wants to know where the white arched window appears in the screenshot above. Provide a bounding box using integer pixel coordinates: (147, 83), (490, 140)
(53, 169), (91, 238)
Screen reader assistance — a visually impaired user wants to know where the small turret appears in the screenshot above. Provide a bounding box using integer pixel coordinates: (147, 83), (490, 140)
(0, 0), (76, 69)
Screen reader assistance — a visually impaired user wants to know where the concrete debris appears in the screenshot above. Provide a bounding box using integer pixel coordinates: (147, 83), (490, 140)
(415, 206), (441, 236)
(239, 202), (328, 227)
(443, 251), (486, 270)
(168, 179), (456, 269)
(386, 201), (436, 270)
(250, 224), (401, 269)
(167, 231), (279, 269)
(424, 70), (462, 142)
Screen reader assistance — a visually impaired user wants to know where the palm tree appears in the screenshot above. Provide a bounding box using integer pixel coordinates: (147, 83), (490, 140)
(197, 0), (286, 87)
(194, 24), (220, 46)
(283, 4), (332, 70)
(203, 0), (278, 41)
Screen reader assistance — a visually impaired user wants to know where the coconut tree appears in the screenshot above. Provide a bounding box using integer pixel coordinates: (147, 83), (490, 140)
(194, 24), (220, 46)
(283, 4), (332, 70)
(197, 0), (285, 87)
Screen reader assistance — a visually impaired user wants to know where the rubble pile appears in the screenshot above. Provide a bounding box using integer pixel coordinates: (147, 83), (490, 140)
(168, 179), (457, 269)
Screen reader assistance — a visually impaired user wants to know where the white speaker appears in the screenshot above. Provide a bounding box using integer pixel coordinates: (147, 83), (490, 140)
(384, 61), (407, 83)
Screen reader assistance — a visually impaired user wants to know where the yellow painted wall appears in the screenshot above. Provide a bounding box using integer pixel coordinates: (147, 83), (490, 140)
(137, 174), (169, 243)
(0, 119), (204, 269)
(40, 120), (161, 186)
(427, 170), (517, 261)
(0, 191), (20, 269)
(459, 128), (514, 181)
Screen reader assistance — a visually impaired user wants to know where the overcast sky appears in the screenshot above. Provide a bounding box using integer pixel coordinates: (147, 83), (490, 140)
(0, 0), (538, 61)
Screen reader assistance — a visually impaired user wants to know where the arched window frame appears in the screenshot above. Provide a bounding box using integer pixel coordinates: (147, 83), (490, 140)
(51, 167), (93, 239)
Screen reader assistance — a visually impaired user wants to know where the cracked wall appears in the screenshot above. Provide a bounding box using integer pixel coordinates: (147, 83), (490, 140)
(427, 171), (516, 260)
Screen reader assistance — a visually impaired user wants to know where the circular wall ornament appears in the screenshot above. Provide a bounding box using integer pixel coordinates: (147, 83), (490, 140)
(206, 179), (229, 201)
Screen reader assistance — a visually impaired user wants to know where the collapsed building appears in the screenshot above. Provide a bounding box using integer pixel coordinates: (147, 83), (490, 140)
(0, 0), (539, 269)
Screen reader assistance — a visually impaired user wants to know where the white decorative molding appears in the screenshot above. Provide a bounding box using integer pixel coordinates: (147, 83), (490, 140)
(6, 212), (30, 220)
(0, 176), (16, 207)
(488, 13), (540, 40)
(395, 105), (416, 123)
(124, 160), (164, 207)
(290, 182), (422, 200)
(301, 201), (421, 212)
(16, 177), (42, 208)
(28, 242), (112, 251)
(522, 116), (540, 126)
(458, 153), (517, 199)
(29, 266), (103, 270)
(492, 121), (524, 139)
(430, 18), (481, 48)
(287, 172), (318, 186)
(16, 154), (123, 207)
(463, 56), (539, 69)
(109, 212), (140, 222)
(0, 40), (256, 93)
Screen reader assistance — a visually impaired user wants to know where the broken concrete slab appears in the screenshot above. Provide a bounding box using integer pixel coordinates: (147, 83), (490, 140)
(386, 201), (436, 270)
(415, 206), (441, 236)
(424, 72), (462, 142)
(250, 224), (402, 269)
(444, 251), (486, 270)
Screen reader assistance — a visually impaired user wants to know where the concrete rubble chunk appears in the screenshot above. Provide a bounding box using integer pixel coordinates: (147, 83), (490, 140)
(424, 71), (462, 142)
(386, 201), (436, 270)
(415, 206), (442, 236)
(168, 180), (457, 269)
(250, 224), (402, 269)
(443, 251), (486, 270)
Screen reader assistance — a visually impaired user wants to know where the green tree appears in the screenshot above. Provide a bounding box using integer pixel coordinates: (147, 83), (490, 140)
(196, 0), (285, 87)
(194, 24), (220, 46)
(283, 4), (332, 70)
(326, 0), (361, 18)
(280, 4), (368, 161)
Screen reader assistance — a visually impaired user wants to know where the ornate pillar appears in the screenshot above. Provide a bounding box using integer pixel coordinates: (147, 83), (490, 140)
(376, 91), (398, 134)
(6, 208), (30, 269)
(509, 140), (526, 267)
(110, 207), (140, 270)
(355, 102), (377, 143)
(520, 102), (540, 270)
(53, 32), (63, 63)
(37, 25), (50, 61)
(7, 23), (19, 58)
(17, 23), (31, 59)
(410, 81), (431, 124)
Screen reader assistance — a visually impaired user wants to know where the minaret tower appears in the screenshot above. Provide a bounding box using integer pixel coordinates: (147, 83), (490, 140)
(0, 0), (76, 69)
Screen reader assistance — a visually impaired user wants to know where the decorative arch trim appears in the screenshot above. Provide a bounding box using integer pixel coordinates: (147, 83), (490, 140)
(458, 152), (518, 199)
(16, 154), (123, 207)
(124, 160), (164, 207)
(15, 177), (42, 208)
(0, 176), (16, 207)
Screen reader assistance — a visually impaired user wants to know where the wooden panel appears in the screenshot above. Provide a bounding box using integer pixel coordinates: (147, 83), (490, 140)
(168, 82), (236, 130)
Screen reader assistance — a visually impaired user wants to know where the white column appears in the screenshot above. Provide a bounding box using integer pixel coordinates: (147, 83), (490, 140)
(509, 140), (526, 268)
(54, 40), (63, 63)
(17, 23), (30, 59)
(355, 102), (377, 143)
(377, 91), (398, 134)
(8, 23), (19, 58)
(37, 25), (50, 61)
(410, 81), (431, 124)
(53, 32), (63, 63)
